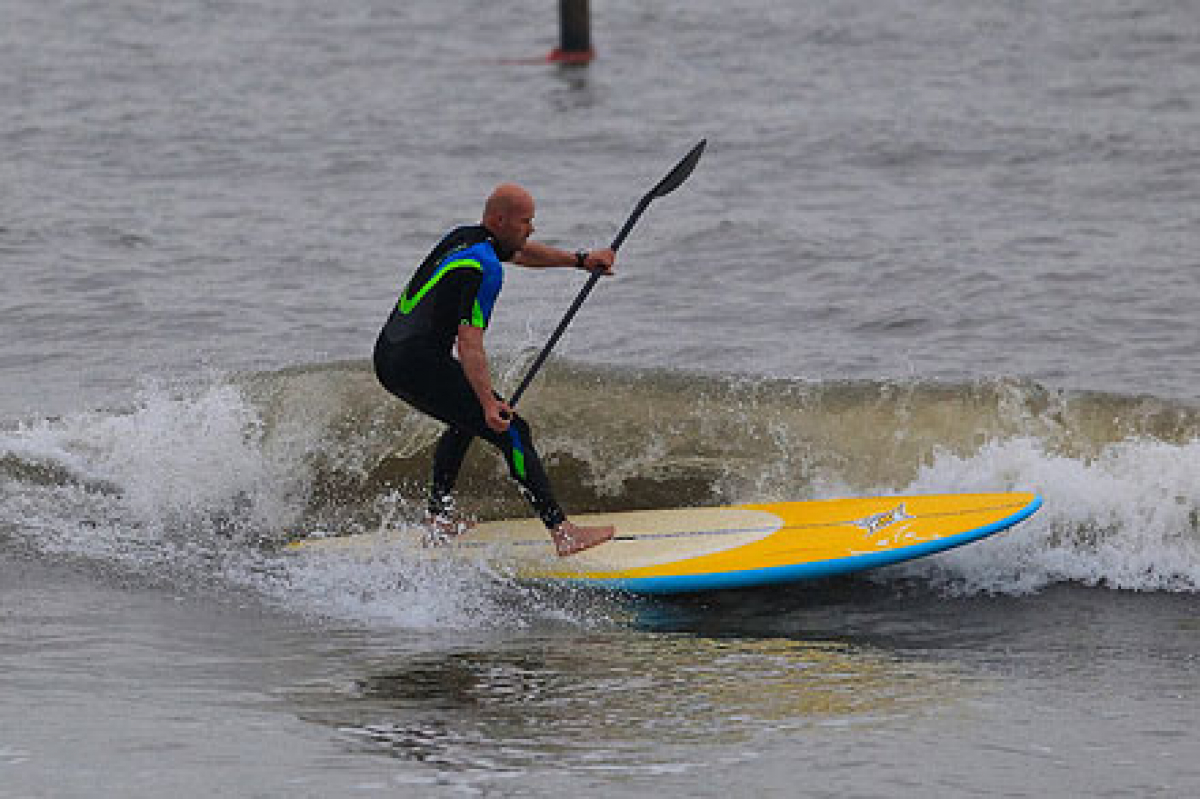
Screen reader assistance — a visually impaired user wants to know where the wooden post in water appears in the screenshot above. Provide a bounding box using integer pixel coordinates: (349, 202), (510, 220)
(549, 0), (594, 64)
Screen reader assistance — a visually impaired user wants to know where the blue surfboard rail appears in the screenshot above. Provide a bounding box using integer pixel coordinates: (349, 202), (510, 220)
(568, 494), (1043, 595)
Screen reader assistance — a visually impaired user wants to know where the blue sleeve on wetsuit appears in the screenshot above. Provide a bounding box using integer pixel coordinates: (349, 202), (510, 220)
(458, 243), (504, 329)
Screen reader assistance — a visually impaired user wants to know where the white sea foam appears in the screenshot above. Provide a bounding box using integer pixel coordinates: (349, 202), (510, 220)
(0, 383), (554, 630)
(886, 437), (1200, 594)
(4, 376), (1199, 623)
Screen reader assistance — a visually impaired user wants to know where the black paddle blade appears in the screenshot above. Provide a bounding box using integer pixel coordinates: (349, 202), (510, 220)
(610, 138), (707, 252)
(650, 139), (707, 200)
(511, 138), (708, 406)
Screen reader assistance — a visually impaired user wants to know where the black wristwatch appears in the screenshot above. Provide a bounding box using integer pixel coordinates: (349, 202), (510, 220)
(574, 249), (589, 270)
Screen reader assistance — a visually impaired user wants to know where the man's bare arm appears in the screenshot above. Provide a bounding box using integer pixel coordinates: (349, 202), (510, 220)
(512, 242), (615, 274)
(456, 325), (510, 433)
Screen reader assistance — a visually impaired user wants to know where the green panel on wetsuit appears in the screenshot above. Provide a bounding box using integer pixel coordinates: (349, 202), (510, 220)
(398, 258), (482, 315)
(469, 299), (486, 328)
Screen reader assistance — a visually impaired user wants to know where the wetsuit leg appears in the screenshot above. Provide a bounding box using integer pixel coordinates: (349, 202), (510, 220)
(499, 414), (566, 529)
(374, 342), (567, 529)
(430, 426), (474, 518)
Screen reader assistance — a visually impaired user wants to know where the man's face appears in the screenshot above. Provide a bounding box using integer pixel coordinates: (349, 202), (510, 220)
(495, 198), (535, 253)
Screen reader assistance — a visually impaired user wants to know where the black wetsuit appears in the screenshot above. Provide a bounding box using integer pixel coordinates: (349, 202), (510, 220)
(373, 225), (567, 529)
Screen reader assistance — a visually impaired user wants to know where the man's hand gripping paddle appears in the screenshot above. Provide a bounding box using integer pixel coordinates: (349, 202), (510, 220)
(507, 139), (707, 408)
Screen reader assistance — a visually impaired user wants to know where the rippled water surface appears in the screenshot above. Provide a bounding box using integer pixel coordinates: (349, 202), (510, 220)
(3, 0), (1200, 796)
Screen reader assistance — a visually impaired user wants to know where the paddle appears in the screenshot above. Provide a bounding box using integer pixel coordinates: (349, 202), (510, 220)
(508, 139), (707, 407)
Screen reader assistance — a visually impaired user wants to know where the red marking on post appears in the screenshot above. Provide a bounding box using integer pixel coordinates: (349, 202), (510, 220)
(547, 47), (595, 65)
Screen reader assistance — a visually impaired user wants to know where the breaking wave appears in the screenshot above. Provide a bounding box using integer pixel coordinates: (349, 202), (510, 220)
(3, 359), (1199, 627)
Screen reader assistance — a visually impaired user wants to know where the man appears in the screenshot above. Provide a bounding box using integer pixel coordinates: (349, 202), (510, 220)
(374, 183), (616, 556)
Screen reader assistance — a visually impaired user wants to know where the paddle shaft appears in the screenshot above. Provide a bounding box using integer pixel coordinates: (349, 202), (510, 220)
(507, 204), (642, 407)
(508, 141), (706, 407)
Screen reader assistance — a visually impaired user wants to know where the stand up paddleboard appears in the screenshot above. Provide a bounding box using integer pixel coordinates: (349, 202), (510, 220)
(287, 492), (1041, 594)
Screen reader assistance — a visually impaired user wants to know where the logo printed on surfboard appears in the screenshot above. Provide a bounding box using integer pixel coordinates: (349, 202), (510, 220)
(849, 504), (915, 540)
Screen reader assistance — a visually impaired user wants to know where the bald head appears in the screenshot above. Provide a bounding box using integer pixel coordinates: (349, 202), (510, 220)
(482, 183), (536, 256)
(483, 183), (534, 222)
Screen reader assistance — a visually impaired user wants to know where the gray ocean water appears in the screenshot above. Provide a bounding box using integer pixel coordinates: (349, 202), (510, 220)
(3, 0), (1200, 796)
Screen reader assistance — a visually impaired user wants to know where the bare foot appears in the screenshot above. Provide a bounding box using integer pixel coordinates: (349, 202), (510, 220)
(422, 513), (476, 546)
(551, 521), (615, 557)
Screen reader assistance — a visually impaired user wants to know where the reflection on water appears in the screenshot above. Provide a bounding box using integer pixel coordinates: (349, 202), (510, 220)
(548, 64), (597, 113)
(288, 628), (961, 776)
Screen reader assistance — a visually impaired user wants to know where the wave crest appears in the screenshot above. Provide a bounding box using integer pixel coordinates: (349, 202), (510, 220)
(3, 360), (1199, 607)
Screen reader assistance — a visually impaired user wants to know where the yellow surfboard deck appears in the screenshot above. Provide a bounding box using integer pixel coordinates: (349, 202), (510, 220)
(287, 492), (1041, 594)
